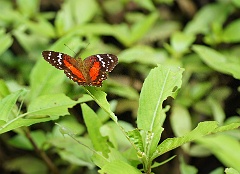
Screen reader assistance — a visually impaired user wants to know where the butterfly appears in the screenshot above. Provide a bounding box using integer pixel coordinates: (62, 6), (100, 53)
(42, 51), (118, 87)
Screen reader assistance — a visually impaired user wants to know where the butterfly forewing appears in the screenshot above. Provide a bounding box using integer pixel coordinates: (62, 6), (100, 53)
(95, 54), (118, 72)
(42, 51), (67, 70)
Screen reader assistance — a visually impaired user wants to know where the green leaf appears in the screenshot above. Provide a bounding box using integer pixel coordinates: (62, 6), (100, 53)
(59, 150), (94, 168)
(154, 121), (240, 158)
(197, 134), (240, 172)
(137, 65), (184, 130)
(102, 121), (133, 151)
(5, 156), (47, 174)
(184, 3), (232, 34)
(0, 79), (10, 98)
(55, 0), (97, 35)
(26, 17), (56, 38)
(170, 104), (191, 137)
(114, 13), (158, 46)
(155, 121), (218, 158)
(27, 58), (65, 102)
(0, 93), (91, 133)
(85, 87), (118, 123)
(211, 122), (240, 134)
(72, 0), (98, 24)
(99, 160), (142, 174)
(225, 168), (240, 174)
(129, 12), (158, 46)
(179, 156), (198, 174)
(126, 129), (144, 153)
(151, 155), (176, 168)
(118, 45), (166, 65)
(209, 167), (224, 174)
(207, 97), (225, 125)
(169, 31), (195, 56)
(0, 89), (26, 124)
(193, 45), (240, 79)
(108, 84), (139, 100)
(17, 0), (39, 17)
(232, 0), (240, 7)
(81, 103), (110, 157)
(27, 93), (81, 118)
(8, 130), (47, 150)
(56, 116), (85, 135)
(223, 19), (240, 43)
(13, 29), (47, 53)
(133, 0), (155, 11)
(0, 117), (52, 134)
(0, 29), (13, 56)
(55, 0), (74, 35)
(137, 65), (183, 156)
(0, 1), (22, 26)
(48, 135), (95, 168)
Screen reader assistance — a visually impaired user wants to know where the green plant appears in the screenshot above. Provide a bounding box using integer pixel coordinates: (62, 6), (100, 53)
(1, 0), (240, 174)
(1, 64), (240, 173)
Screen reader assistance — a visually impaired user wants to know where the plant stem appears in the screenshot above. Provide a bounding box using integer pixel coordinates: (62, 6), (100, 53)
(23, 128), (59, 174)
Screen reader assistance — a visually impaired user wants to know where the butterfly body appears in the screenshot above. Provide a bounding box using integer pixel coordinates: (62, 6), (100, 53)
(42, 51), (118, 87)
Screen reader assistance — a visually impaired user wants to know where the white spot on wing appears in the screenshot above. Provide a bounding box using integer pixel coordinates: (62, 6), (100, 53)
(47, 52), (52, 59)
(97, 54), (103, 61)
(57, 53), (63, 65)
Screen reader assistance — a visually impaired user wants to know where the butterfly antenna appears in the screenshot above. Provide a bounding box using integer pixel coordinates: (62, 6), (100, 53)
(64, 43), (90, 58)
(75, 43), (90, 58)
(64, 44), (77, 55)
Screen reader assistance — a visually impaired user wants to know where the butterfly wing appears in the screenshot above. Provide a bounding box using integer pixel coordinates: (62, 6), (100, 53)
(83, 54), (118, 87)
(42, 51), (87, 85)
(42, 51), (67, 70)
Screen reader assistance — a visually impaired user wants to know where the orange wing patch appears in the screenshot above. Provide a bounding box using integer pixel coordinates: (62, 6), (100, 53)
(63, 59), (85, 80)
(89, 62), (101, 81)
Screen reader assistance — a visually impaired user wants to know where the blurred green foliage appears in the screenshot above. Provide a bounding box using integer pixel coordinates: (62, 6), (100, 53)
(0, 0), (240, 174)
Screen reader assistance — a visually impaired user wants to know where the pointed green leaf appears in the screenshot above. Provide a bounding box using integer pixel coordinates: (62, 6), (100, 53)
(223, 19), (240, 43)
(99, 160), (142, 174)
(126, 129), (144, 153)
(137, 65), (183, 156)
(155, 121), (218, 158)
(0, 29), (13, 56)
(4, 156), (47, 174)
(130, 12), (158, 45)
(137, 65), (183, 130)
(170, 104), (191, 137)
(0, 89), (26, 123)
(27, 93), (82, 118)
(0, 94), (91, 134)
(154, 121), (240, 159)
(0, 79), (10, 98)
(179, 156), (198, 174)
(193, 45), (240, 79)
(170, 32), (195, 56)
(197, 134), (240, 171)
(184, 3), (231, 34)
(85, 87), (117, 122)
(0, 117), (52, 134)
(81, 103), (110, 156)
